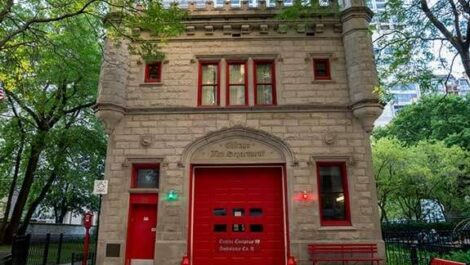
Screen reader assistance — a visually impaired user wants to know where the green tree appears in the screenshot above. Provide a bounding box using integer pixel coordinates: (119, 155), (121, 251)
(374, 95), (470, 150)
(374, 0), (470, 91)
(372, 138), (469, 221)
(0, 0), (185, 244)
(0, 15), (103, 243)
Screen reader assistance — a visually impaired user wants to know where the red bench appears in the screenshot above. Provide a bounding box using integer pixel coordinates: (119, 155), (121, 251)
(308, 243), (383, 265)
(429, 258), (467, 265)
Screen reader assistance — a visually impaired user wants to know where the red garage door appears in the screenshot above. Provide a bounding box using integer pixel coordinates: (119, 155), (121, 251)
(192, 166), (286, 265)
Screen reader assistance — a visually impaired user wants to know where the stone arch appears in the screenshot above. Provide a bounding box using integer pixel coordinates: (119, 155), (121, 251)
(181, 126), (295, 166)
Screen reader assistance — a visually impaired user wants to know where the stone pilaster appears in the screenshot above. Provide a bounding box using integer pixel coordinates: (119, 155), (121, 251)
(341, 2), (383, 132)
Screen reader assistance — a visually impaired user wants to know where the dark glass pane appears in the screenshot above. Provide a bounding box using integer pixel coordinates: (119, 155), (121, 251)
(314, 60), (329, 77)
(147, 63), (160, 80)
(229, 85), (245, 105)
(249, 208), (263, 216)
(256, 64), (272, 83)
(214, 224), (227, 232)
(229, 64), (245, 84)
(250, 224), (263, 232)
(136, 169), (159, 188)
(213, 208), (226, 216)
(233, 208), (245, 217)
(232, 224), (245, 232)
(256, 85), (273, 105)
(201, 85), (217, 105)
(319, 166), (344, 193)
(320, 193), (346, 220)
(202, 64), (217, 84)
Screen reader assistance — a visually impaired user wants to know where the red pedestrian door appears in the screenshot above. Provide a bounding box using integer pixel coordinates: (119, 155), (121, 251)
(192, 166), (287, 265)
(126, 195), (158, 265)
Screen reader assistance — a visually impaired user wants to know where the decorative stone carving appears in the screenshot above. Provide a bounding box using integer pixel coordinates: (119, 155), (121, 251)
(140, 135), (153, 147)
(323, 133), (337, 145)
(278, 24), (288, 34)
(223, 25), (232, 35)
(95, 104), (125, 135)
(296, 24), (306, 33)
(241, 24), (251, 34)
(315, 23), (324, 33)
(351, 99), (384, 133)
(181, 126), (295, 165)
(204, 25), (214, 35)
(259, 24), (269, 34)
(186, 26), (195, 35)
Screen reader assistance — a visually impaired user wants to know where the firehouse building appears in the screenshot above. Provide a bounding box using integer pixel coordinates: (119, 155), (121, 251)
(95, 1), (385, 264)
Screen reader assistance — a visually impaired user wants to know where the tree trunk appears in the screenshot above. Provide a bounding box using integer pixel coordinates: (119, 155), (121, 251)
(17, 172), (58, 235)
(0, 131), (46, 244)
(0, 135), (25, 236)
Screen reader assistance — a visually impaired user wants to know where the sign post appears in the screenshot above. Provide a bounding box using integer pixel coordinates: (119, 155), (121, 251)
(92, 180), (108, 265)
(82, 212), (93, 265)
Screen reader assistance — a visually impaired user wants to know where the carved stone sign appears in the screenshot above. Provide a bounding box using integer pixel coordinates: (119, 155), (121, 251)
(191, 138), (283, 163)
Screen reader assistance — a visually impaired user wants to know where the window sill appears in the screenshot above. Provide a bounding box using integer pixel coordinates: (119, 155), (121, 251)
(311, 80), (335, 84)
(139, 82), (163, 87)
(129, 188), (159, 194)
(318, 226), (356, 231)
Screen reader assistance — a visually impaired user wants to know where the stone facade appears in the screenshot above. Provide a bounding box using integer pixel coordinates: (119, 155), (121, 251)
(95, 1), (384, 265)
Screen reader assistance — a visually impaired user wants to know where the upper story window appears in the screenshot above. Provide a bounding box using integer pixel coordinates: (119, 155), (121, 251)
(198, 62), (220, 106)
(313, 59), (331, 80)
(227, 62), (248, 106)
(254, 61), (276, 105)
(132, 164), (160, 189)
(145, 62), (162, 83)
(317, 162), (351, 226)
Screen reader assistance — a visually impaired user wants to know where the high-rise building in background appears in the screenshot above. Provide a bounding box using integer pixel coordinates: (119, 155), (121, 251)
(368, 0), (470, 126)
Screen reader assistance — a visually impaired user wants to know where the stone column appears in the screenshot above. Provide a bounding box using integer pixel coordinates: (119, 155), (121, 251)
(341, 0), (383, 133)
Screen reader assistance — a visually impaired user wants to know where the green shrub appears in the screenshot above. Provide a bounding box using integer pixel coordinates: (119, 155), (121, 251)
(442, 250), (470, 263)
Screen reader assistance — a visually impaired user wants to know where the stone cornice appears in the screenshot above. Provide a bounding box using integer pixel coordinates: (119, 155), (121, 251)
(340, 6), (374, 23)
(126, 104), (351, 114)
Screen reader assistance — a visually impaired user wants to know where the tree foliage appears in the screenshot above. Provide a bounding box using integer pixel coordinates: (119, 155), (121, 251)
(373, 138), (470, 222)
(374, 95), (470, 150)
(0, 0), (186, 244)
(374, 0), (470, 91)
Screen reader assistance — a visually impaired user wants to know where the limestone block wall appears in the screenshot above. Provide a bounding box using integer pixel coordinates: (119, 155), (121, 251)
(126, 38), (349, 108)
(96, 111), (383, 265)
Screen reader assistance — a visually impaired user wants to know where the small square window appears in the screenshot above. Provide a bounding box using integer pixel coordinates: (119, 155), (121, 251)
(213, 208), (226, 216)
(250, 224), (263, 232)
(132, 164), (159, 189)
(249, 208), (263, 216)
(214, 224), (227, 232)
(233, 208), (245, 217)
(313, 59), (331, 80)
(145, 62), (162, 83)
(232, 224), (245, 232)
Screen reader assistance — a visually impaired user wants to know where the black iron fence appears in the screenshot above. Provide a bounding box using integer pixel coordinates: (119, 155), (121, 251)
(6, 233), (95, 265)
(71, 252), (95, 265)
(383, 230), (470, 265)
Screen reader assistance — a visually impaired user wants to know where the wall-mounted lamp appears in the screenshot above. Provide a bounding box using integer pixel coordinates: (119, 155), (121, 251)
(166, 189), (180, 201)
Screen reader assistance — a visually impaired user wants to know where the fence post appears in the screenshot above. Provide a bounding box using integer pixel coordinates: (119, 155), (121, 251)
(410, 244), (419, 265)
(72, 253), (75, 265)
(42, 233), (50, 265)
(56, 233), (63, 264)
(12, 234), (30, 265)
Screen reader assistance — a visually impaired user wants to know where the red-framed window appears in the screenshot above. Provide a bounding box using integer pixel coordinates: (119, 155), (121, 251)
(254, 60), (276, 106)
(226, 61), (248, 106)
(198, 62), (220, 106)
(132, 163), (160, 189)
(316, 162), (351, 226)
(145, 62), (162, 83)
(313, 59), (331, 80)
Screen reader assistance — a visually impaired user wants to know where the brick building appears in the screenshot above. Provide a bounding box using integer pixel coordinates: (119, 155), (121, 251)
(95, 1), (385, 264)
